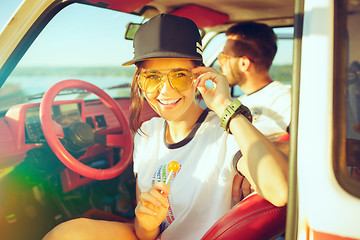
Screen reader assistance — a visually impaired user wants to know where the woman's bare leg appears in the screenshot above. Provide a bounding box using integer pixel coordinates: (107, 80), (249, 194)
(42, 218), (138, 240)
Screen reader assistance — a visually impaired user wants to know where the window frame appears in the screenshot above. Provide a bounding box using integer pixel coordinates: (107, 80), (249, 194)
(333, 0), (360, 198)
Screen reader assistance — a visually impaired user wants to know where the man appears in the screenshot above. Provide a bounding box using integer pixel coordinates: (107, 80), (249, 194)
(219, 22), (291, 204)
(218, 22), (291, 141)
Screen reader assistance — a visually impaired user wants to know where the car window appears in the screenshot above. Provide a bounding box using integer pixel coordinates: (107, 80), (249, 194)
(205, 27), (293, 98)
(334, 0), (360, 197)
(0, 3), (142, 112)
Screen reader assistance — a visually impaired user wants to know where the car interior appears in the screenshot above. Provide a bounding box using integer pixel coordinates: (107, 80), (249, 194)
(0, 0), (294, 239)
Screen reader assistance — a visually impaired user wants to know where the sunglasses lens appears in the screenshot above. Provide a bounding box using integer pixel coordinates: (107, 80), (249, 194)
(139, 72), (162, 93)
(169, 70), (193, 91)
(138, 69), (194, 93)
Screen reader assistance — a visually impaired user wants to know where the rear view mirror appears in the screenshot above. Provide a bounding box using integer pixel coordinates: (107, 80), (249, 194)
(125, 23), (142, 40)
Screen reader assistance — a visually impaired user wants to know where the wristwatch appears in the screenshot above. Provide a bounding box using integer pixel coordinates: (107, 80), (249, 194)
(220, 99), (252, 134)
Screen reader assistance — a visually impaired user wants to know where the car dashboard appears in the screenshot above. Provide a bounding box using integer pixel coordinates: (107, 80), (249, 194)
(0, 97), (156, 191)
(25, 101), (82, 144)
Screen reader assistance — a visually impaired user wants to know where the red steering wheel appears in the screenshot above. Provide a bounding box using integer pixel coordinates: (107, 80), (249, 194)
(39, 79), (133, 180)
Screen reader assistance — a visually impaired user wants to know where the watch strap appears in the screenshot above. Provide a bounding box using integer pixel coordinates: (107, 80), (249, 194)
(220, 99), (252, 133)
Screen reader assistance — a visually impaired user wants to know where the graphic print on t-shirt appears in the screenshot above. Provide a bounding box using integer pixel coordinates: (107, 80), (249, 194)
(151, 162), (181, 237)
(252, 108), (262, 121)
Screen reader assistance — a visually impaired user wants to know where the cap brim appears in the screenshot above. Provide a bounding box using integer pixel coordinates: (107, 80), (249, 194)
(122, 51), (203, 66)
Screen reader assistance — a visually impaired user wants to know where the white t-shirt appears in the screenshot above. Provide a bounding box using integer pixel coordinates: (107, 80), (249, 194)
(239, 81), (291, 141)
(133, 110), (239, 240)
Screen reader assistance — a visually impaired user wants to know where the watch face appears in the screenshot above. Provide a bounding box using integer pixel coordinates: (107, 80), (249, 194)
(239, 105), (253, 123)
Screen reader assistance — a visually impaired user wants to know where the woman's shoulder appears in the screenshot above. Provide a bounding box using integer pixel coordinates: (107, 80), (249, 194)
(143, 116), (164, 127)
(205, 109), (220, 124)
(142, 116), (163, 126)
(138, 116), (164, 135)
(199, 109), (223, 133)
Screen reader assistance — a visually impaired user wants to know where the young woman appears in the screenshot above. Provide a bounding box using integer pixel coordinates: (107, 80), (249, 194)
(43, 14), (288, 240)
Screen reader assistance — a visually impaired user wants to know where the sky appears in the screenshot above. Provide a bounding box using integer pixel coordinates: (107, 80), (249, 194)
(0, 0), (141, 67)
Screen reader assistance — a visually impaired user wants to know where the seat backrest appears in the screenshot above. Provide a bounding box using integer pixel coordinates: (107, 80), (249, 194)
(201, 194), (287, 240)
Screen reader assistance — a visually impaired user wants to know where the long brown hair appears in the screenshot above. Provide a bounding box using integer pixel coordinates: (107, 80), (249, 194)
(129, 65), (145, 134)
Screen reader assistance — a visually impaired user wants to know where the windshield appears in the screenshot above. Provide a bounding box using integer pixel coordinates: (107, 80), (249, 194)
(0, 2), (294, 113)
(0, 3), (143, 112)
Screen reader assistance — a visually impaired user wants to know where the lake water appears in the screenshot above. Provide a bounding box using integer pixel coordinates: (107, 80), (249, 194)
(0, 75), (133, 112)
(0, 74), (292, 112)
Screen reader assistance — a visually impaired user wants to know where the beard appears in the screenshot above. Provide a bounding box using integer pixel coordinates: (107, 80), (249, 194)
(226, 64), (246, 87)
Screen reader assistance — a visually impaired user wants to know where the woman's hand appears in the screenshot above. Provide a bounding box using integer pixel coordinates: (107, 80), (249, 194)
(192, 67), (232, 117)
(135, 182), (170, 232)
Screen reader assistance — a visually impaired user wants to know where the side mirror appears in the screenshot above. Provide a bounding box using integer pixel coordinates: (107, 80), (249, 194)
(125, 23), (142, 40)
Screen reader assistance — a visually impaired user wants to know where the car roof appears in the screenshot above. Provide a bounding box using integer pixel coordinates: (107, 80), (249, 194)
(92, 0), (295, 29)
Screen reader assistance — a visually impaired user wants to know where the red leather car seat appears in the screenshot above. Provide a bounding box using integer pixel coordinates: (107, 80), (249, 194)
(84, 193), (286, 240)
(201, 194), (287, 240)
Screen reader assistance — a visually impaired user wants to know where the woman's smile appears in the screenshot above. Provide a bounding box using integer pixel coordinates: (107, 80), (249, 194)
(157, 98), (181, 107)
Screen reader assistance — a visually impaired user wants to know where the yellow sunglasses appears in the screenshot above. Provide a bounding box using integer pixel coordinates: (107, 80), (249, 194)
(137, 68), (195, 94)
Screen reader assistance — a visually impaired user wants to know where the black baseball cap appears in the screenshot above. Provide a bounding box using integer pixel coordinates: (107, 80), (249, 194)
(123, 14), (203, 66)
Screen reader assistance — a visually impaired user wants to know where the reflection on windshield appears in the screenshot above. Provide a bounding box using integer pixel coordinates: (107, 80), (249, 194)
(342, 0), (360, 185)
(0, 3), (142, 112)
(0, 66), (136, 112)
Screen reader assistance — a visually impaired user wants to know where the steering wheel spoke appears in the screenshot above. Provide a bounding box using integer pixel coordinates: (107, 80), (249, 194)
(105, 133), (129, 148)
(52, 120), (65, 138)
(93, 132), (129, 148)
